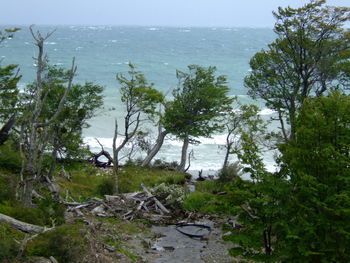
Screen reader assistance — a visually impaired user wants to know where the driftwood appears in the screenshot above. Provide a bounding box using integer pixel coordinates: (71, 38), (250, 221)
(61, 183), (171, 222)
(0, 212), (52, 234)
(90, 138), (114, 168)
(141, 183), (170, 214)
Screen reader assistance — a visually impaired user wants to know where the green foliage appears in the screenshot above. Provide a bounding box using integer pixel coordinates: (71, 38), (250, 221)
(151, 183), (187, 210)
(164, 65), (234, 139)
(117, 62), (164, 119)
(226, 92), (350, 262)
(0, 64), (20, 120)
(119, 166), (186, 193)
(24, 66), (104, 160)
(0, 223), (24, 262)
(96, 177), (116, 196)
(0, 197), (65, 227)
(58, 163), (109, 201)
(277, 91), (350, 262)
(0, 142), (22, 173)
(26, 224), (87, 263)
(152, 159), (179, 170)
(0, 27), (20, 43)
(184, 180), (236, 214)
(218, 161), (243, 183)
(245, 0), (350, 140)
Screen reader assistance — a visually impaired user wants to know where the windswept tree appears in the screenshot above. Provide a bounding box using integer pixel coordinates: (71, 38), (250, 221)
(25, 66), (104, 180)
(245, 0), (350, 141)
(113, 63), (164, 192)
(0, 28), (21, 145)
(163, 65), (234, 172)
(18, 27), (77, 207)
(222, 104), (266, 169)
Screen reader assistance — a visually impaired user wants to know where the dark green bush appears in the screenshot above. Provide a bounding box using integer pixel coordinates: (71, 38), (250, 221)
(152, 159), (178, 170)
(96, 177), (115, 196)
(0, 175), (16, 202)
(0, 223), (22, 262)
(26, 225), (87, 263)
(0, 142), (21, 173)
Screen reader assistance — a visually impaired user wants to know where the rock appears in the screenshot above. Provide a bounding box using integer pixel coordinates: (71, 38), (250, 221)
(91, 205), (105, 215)
(29, 257), (52, 263)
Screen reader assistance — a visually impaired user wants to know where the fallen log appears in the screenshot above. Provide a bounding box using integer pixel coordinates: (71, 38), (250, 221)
(0, 212), (52, 234)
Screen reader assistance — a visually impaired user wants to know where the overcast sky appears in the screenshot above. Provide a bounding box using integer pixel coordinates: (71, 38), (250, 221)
(0, 0), (348, 27)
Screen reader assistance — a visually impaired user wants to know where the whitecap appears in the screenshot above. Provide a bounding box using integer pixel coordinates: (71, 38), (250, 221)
(148, 27), (159, 31)
(258, 108), (276, 115)
(45, 42), (57, 45)
(163, 62), (169, 65)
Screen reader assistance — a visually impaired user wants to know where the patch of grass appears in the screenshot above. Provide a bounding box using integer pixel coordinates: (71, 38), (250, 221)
(0, 197), (65, 227)
(184, 180), (237, 215)
(57, 163), (110, 201)
(100, 217), (149, 234)
(195, 180), (226, 193)
(119, 166), (186, 193)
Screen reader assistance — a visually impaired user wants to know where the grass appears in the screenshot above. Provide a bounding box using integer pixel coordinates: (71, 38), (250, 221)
(57, 162), (187, 200)
(119, 166), (186, 193)
(183, 179), (236, 215)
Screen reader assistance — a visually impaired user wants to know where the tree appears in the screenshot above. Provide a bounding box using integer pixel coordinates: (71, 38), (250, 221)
(245, 0), (350, 141)
(163, 65), (234, 171)
(113, 63), (163, 192)
(0, 28), (21, 145)
(222, 103), (265, 169)
(277, 91), (350, 262)
(26, 66), (104, 179)
(226, 91), (350, 262)
(18, 26), (77, 207)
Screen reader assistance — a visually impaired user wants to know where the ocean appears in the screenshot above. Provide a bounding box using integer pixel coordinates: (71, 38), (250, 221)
(0, 25), (277, 174)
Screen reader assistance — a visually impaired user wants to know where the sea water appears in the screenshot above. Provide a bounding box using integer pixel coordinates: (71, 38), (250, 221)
(0, 25), (277, 174)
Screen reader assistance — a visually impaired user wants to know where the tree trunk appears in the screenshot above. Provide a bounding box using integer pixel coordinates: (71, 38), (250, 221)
(0, 114), (16, 145)
(223, 130), (233, 169)
(0, 212), (49, 233)
(21, 177), (35, 207)
(112, 119), (119, 194)
(142, 130), (168, 167)
(177, 135), (189, 172)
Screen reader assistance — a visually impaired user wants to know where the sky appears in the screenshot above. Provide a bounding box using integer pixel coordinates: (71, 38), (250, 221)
(0, 0), (349, 27)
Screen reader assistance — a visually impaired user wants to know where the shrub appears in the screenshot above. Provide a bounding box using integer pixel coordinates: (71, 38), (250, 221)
(0, 223), (23, 262)
(0, 142), (21, 173)
(26, 225), (87, 263)
(152, 159), (178, 170)
(151, 183), (188, 210)
(96, 177), (116, 196)
(217, 161), (243, 183)
(0, 174), (16, 202)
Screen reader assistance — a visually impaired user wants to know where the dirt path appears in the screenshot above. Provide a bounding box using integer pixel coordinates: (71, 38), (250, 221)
(146, 220), (238, 263)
